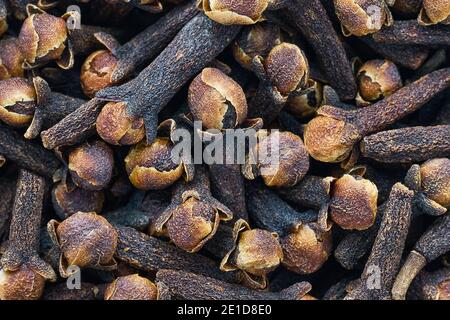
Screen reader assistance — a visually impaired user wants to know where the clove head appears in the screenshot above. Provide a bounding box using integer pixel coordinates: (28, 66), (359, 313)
(48, 212), (118, 274)
(234, 229), (283, 276)
(418, 0), (450, 25)
(80, 50), (118, 98)
(0, 38), (25, 80)
(286, 80), (323, 118)
(125, 138), (184, 190)
(68, 141), (115, 191)
(265, 43), (309, 96)
(329, 174), (378, 230)
(420, 158), (450, 207)
(281, 223), (333, 274)
(0, 265), (46, 300)
(356, 59), (402, 105)
(96, 102), (145, 146)
(0, 77), (36, 127)
(189, 67), (248, 130)
(201, 0), (269, 25)
(104, 274), (159, 300)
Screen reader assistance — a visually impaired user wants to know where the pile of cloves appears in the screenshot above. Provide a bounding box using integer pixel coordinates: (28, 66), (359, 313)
(0, 0), (448, 301)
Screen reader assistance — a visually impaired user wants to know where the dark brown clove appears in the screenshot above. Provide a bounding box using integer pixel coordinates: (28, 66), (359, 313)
(304, 68), (450, 163)
(114, 225), (238, 283)
(391, 213), (450, 300)
(0, 122), (61, 178)
(96, 14), (241, 143)
(372, 20), (450, 46)
(0, 170), (56, 300)
(0, 38), (25, 80)
(104, 274), (160, 300)
(200, 0), (269, 25)
(0, 178), (15, 241)
(282, 0), (357, 100)
(361, 125), (450, 164)
(345, 183), (413, 300)
(391, 0), (422, 18)
(43, 282), (105, 300)
(156, 269), (312, 300)
(418, 0), (450, 26)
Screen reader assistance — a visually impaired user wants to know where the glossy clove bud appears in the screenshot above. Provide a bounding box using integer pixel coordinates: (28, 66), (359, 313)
(188, 67), (248, 130)
(329, 174), (378, 230)
(80, 50), (119, 98)
(334, 0), (393, 36)
(68, 140), (114, 191)
(418, 0), (450, 26)
(0, 38), (25, 80)
(356, 59), (402, 105)
(0, 78), (36, 127)
(48, 212), (118, 277)
(96, 102), (145, 146)
(104, 274), (159, 300)
(200, 0), (269, 25)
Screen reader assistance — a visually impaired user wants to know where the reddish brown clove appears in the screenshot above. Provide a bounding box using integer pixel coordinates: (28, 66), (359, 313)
(200, 0), (269, 25)
(104, 274), (160, 300)
(418, 0), (450, 26)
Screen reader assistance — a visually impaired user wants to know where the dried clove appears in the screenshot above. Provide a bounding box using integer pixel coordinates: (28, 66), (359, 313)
(0, 170), (56, 300)
(0, 38), (25, 80)
(407, 268), (450, 300)
(200, 0), (269, 25)
(104, 274), (161, 300)
(391, 213), (450, 300)
(418, 0), (450, 26)
(345, 183), (413, 300)
(156, 269), (312, 300)
(361, 125), (450, 164)
(304, 68), (450, 163)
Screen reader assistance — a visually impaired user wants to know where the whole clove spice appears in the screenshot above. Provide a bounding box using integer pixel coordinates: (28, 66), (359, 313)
(418, 0), (450, 26)
(156, 269), (312, 300)
(361, 125), (450, 164)
(200, 0), (269, 25)
(0, 38), (25, 80)
(104, 274), (161, 300)
(391, 213), (450, 300)
(0, 170), (56, 300)
(304, 68), (450, 163)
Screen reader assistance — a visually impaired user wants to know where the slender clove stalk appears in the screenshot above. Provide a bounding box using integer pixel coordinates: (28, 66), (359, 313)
(282, 0), (357, 100)
(96, 14), (241, 143)
(361, 125), (450, 164)
(345, 183), (413, 300)
(156, 269), (312, 300)
(304, 68), (450, 163)
(0, 122), (60, 177)
(114, 225), (238, 283)
(372, 20), (450, 46)
(0, 170), (57, 300)
(391, 213), (450, 300)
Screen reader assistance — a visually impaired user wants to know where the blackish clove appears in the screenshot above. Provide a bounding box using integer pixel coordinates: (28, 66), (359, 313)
(345, 183), (413, 300)
(0, 122), (61, 178)
(0, 170), (56, 300)
(323, 278), (354, 300)
(96, 14), (241, 143)
(0, 38), (25, 80)
(391, 213), (450, 300)
(104, 274), (160, 300)
(114, 225), (238, 283)
(122, 0), (163, 13)
(418, 0), (450, 26)
(361, 125), (450, 164)
(153, 166), (232, 252)
(282, 0), (357, 100)
(408, 268), (450, 300)
(47, 211), (118, 278)
(156, 269), (312, 300)
(304, 68), (450, 163)
(372, 20), (450, 46)
(43, 282), (104, 300)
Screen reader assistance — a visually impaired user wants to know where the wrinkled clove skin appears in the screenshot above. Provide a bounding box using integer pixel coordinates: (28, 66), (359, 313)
(219, 219), (283, 289)
(156, 269), (312, 300)
(104, 274), (159, 300)
(94, 0), (199, 87)
(51, 182), (104, 219)
(68, 140), (115, 191)
(200, 0), (269, 25)
(345, 183), (413, 300)
(418, 0), (450, 26)
(114, 225), (237, 283)
(361, 125), (450, 164)
(334, 0), (393, 36)
(0, 122), (61, 178)
(0, 0), (7, 37)
(282, 0), (357, 101)
(304, 68), (450, 163)
(408, 268), (450, 300)
(372, 20), (450, 46)
(0, 78), (36, 128)
(43, 282), (104, 300)
(47, 212), (118, 278)
(356, 59), (403, 106)
(96, 14), (241, 143)
(153, 167), (232, 253)
(392, 213), (450, 300)
(0, 170), (56, 300)
(0, 38), (25, 80)
(244, 131), (310, 188)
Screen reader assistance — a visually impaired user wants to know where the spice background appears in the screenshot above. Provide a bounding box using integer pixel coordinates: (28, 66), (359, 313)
(0, 0), (449, 301)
